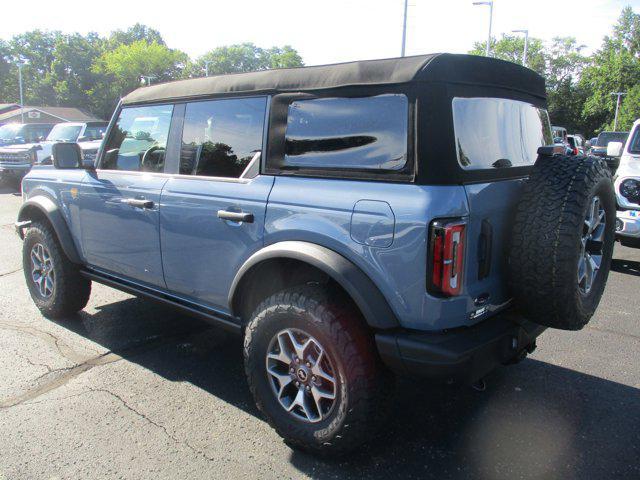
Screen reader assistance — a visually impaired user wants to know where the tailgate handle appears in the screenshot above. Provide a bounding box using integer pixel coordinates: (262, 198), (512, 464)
(478, 219), (493, 280)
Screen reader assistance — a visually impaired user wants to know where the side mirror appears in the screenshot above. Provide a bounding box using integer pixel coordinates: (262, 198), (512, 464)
(606, 141), (624, 157)
(52, 143), (82, 169)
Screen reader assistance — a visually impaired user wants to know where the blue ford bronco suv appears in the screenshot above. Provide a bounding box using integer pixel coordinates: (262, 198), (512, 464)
(16, 54), (616, 455)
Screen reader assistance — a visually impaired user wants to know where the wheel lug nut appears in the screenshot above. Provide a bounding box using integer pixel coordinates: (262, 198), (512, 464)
(290, 367), (294, 373)
(295, 381), (300, 387)
(312, 376), (316, 381)
(306, 362), (311, 367)
(305, 386), (310, 391)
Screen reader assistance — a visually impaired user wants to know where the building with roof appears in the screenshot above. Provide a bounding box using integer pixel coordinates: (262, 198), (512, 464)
(0, 103), (19, 115)
(0, 105), (104, 126)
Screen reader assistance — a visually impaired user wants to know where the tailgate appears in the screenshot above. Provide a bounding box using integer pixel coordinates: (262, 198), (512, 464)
(462, 178), (525, 323)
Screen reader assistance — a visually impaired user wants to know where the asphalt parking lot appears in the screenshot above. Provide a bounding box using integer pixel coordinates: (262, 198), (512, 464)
(0, 182), (638, 480)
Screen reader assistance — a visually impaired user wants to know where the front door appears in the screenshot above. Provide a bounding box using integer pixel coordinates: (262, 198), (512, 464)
(78, 104), (174, 287)
(160, 96), (272, 310)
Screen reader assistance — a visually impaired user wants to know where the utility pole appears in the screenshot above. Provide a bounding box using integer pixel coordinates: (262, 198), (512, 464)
(204, 61), (213, 77)
(473, 1), (494, 57)
(611, 92), (627, 131)
(401, 0), (409, 57)
(512, 29), (529, 66)
(140, 75), (157, 86)
(16, 61), (25, 123)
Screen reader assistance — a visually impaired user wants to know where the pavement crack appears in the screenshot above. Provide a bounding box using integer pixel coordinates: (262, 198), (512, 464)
(0, 268), (22, 277)
(0, 322), (90, 364)
(587, 325), (640, 341)
(0, 351), (122, 409)
(90, 388), (216, 463)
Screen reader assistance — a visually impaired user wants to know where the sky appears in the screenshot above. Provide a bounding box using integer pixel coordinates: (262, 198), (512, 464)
(2, 0), (639, 65)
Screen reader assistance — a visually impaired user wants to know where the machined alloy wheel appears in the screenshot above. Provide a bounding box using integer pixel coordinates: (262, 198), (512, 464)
(579, 196), (606, 294)
(30, 243), (55, 298)
(265, 328), (337, 423)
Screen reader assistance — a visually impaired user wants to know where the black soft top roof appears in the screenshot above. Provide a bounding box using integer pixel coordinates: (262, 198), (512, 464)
(122, 53), (546, 105)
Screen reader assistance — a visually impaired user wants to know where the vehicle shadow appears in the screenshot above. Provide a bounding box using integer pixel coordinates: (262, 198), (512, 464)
(611, 258), (640, 277)
(51, 297), (639, 480)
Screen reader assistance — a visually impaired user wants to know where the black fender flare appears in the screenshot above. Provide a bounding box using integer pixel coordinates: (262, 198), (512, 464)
(228, 241), (399, 329)
(17, 196), (82, 264)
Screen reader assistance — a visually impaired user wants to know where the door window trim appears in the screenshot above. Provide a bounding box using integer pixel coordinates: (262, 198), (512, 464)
(98, 95), (271, 183)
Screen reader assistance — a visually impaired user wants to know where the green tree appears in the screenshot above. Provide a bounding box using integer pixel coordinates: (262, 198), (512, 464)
(107, 23), (166, 47)
(91, 40), (188, 118)
(0, 40), (16, 103)
(7, 30), (62, 106)
(581, 6), (640, 133)
(188, 43), (303, 77)
(470, 34), (546, 75)
(617, 84), (640, 129)
(42, 33), (105, 111)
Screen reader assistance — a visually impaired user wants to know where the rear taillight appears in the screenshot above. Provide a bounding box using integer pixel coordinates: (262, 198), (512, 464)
(573, 147), (579, 155)
(428, 219), (466, 296)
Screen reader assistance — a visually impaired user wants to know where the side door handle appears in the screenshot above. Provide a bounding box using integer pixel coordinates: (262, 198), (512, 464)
(217, 210), (254, 223)
(123, 198), (155, 209)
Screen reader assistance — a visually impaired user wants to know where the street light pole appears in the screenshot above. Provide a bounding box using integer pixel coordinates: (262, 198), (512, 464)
(611, 92), (627, 131)
(17, 62), (25, 123)
(473, 1), (494, 57)
(512, 29), (529, 66)
(401, 0), (409, 57)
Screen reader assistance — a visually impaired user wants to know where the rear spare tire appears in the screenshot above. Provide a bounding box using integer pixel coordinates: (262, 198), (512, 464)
(509, 155), (615, 330)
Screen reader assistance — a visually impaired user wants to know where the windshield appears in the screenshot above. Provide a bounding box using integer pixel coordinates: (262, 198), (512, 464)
(596, 132), (628, 146)
(46, 124), (82, 142)
(0, 124), (23, 141)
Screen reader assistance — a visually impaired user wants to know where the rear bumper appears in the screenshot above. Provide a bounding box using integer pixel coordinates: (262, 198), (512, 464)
(375, 309), (545, 384)
(616, 210), (640, 238)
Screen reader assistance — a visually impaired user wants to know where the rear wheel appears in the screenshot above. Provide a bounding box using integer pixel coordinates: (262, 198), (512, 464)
(22, 221), (91, 318)
(243, 285), (393, 455)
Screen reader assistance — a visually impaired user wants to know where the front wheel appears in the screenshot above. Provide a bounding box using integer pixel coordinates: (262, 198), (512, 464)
(243, 286), (393, 455)
(22, 221), (91, 318)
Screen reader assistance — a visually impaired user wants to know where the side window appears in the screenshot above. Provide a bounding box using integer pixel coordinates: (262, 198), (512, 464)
(283, 94), (409, 171)
(452, 97), (552, 170)
(101, 105), (173, 172)
(23, 127), (41, 143)
(180, 97), (266, 178)
(84, 125), (106, 140)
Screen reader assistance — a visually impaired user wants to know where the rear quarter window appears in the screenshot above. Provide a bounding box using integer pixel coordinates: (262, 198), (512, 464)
(452, 97), (552, 170)
(282, 94), (408, 171)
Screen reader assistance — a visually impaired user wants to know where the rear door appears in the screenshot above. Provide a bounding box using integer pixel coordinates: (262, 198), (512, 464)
(160, 96), (272, 311)
(78, 104), (174, 287)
